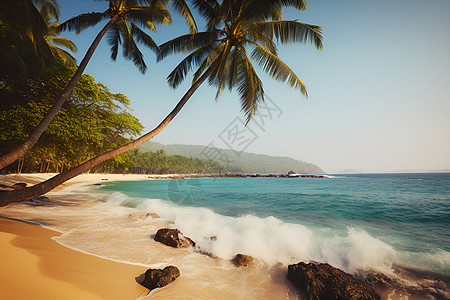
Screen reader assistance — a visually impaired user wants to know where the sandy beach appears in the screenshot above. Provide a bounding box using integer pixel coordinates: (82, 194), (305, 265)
(0, 217), (149, 300)
(0, 174), (156, 300)
(0, 173), (301, 300)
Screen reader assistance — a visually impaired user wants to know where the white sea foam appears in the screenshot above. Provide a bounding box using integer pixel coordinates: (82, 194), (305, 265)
(102, 192), (397, 274)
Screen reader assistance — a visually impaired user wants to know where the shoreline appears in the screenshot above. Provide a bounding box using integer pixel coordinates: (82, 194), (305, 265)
(1, 173), (448, 299)
(0, 216), (149, 300)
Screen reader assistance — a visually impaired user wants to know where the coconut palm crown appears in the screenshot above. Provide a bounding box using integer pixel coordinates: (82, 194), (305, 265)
(158, 0), (323, 123)
(59, 0), (173, 73)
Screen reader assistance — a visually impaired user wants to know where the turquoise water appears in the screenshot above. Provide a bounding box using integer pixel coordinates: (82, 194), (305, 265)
(99, 173), (450, 275)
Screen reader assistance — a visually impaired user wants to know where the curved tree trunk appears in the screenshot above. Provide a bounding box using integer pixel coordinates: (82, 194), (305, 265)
(0, 63), (216, 206)
(0, 15), (120, 171)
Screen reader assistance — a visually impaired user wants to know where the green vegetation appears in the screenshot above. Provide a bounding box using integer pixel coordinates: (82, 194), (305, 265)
(139, 141), (325, 174)
(0, 60), (222, 175)
(94, 149), (225, 174)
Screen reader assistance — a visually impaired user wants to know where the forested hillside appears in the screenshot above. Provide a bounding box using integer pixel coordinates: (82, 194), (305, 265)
(139, 142), (325, 174)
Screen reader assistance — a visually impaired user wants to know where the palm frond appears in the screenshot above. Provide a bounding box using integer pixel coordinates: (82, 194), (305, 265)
(226, 46), (240, 91)
(125, 5), (171, 30)
(48, 36), (77, 52)
(214, 41), (231, 99)
(166, 43), (216, 88)
(32, 0), (60, 20)
(191, 0), (222, 30)
(118, 21), (147, 73)
(49, 44), (77, 66)
(236, 53), (264, 123)
(59, 12), (109, 34)
(251, 44), (307, 96)
(130, 22), (158, 53)
(192, 42), (224, 84)
(157, 31), (219, 62)
(107, 23), (121, 61)
(171, 0), (197, 33)
(251, 20), (323, 50)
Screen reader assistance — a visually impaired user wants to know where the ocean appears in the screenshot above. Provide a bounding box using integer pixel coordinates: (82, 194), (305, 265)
(2, 173), (449, 299)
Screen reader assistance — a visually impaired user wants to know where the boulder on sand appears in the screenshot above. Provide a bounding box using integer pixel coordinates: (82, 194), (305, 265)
(140, 266), (180, 290)
(232, 254), (254, 267)
(287, 262), (380, 300)
(154, 228), (195, 248)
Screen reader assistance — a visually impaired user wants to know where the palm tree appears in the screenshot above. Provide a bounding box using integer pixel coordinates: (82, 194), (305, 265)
(0, 0), (322, 206)
(0, 0), (195, 170)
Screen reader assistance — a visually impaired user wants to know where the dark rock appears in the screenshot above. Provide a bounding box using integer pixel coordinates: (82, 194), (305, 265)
(140, 266), (180, 290)
(232, 254), (254, 267)
(154, 228), (195, 248)
(12, 182), (27, 189)
(93, 183), (102, 186)
(288, 262), (380, 300)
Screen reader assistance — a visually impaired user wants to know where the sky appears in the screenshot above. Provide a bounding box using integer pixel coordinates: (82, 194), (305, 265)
(57, 0), (450, 173)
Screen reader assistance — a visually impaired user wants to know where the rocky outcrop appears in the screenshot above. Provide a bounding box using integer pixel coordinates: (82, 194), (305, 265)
(154, 228), (195, 248)
(140, 266), (180, 290)
(288, 262), (380, 300)
(232, 254), (254, 267)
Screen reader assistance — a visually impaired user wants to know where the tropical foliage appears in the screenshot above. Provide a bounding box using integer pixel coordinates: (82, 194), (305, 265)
(43, 14), (77, 66)
(0, 0), (60, 83)
(93, 149), (225, 174)
(0, 60), (143, 173)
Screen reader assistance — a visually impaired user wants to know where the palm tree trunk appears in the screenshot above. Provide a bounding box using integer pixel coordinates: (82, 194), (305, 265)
(0, 15), (120, 171)
(0, 63), (216, 206)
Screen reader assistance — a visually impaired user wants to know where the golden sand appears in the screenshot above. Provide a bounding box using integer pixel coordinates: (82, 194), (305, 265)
(0, 217), (149, 300)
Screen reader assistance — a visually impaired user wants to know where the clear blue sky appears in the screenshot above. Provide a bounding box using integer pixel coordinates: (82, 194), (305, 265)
(57, 0), (450, 173)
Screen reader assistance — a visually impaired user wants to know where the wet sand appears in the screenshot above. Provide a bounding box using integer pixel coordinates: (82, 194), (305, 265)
(0, 217), (149, 300)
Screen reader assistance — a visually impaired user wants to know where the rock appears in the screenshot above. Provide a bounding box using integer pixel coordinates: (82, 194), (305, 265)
(140, 266), (180, 290)
(93, 183), (102, 186)
(287, 262), (380, 300)
(154, 228), (195, 248)
(12, 182), (27, 189)
(232, 254), (254, 267)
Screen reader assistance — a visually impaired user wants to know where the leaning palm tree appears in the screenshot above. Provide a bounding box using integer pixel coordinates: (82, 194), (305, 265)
(0, 0), (195, 170)
(0, 0), (322, 206)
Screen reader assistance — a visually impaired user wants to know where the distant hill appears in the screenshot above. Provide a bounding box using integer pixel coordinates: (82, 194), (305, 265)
(138, 141), (325, 174)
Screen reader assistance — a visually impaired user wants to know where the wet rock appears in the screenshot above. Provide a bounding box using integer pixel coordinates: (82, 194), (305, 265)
(232, 254), (254, 267)
(288, 262), (380, 300)
(154, 228), (195, 248)
(12, 182), (27, 189)
(140, 266), (180, 290)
